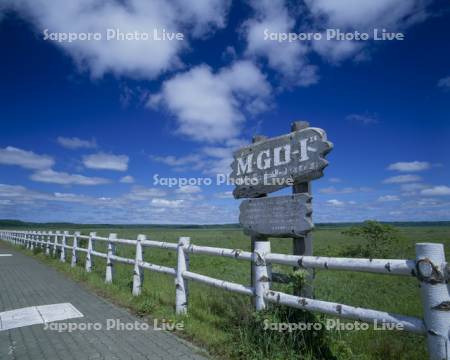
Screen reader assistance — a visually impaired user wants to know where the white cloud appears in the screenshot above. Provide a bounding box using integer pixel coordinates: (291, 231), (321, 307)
(305, 0), (429, 30)
(176, 0), (231, 37)
(57, 136), (97, 150)
(30, 169), (109, 185)
(2, 0), (230, 79)
(202, 146), (233, 159)
(149, 60), (271, 142)
(243, 0), (318, 86)
(383, 174), (422, 184)
(151, 142), (240, 176)
(201, 145), (235, 175)
(2, 177), (449, 223)
(438, 76), (450, 90)
(388, 161), (430, 172)
(327, 199), (345, 206)
(0, 184), (35, 199)
(0, 182), (237, 223)
(346, 113), (378, 125)
(421, 186), (450, 196)
(125, 186), (166, 200)
(83, 153), (129, 171)
(400, 183), (427, 192)
(242, 0), (432, 86)
(0, 146), (54, 170)
(119, 175), (135, 184)
(176, 185), (202, 194)
(53, 192), (87, 202)
(312, 37), (363, 64)
(150, 154), (204, 169)
(214, 191), (233, 199)
(0, 183), (99, 206)
(151, 198), (184, 208)
(378, 195), (400, 202)
(319, 186), (371, 194)
(305, 0), (430, 62)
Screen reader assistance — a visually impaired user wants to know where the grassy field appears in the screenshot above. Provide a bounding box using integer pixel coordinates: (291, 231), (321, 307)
(4, 224), (450, 359)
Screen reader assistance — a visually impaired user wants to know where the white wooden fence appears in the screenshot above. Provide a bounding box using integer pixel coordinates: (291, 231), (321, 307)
(1, 229), (449, 360)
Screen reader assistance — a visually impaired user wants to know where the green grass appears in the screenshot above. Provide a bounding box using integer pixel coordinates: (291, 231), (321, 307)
(8, 225), (450, 359)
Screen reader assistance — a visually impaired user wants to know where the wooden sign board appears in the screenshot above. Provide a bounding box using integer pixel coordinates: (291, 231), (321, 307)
(239, 193), (312, 237)
(231, 127), (332, 199)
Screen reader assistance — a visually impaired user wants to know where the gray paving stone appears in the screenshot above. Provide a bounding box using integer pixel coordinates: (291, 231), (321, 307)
(0, 242), (209, 360)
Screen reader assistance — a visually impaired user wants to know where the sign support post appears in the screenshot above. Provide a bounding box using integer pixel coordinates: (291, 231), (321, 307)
(291, 121), (313, 297)
(250, 135), (269, 297)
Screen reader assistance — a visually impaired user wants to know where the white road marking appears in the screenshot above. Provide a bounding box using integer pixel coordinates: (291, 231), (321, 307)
(0, 306), (42, 331)
(0, 303), (83, 331)
(37, 303), (83, 323)
(0, 254), (12, 257)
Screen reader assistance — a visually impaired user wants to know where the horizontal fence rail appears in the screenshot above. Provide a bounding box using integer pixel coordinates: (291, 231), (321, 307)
(0, 229), (449, 360)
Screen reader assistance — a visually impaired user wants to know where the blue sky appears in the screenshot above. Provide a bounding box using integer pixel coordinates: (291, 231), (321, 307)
(0, 0), (449, 224)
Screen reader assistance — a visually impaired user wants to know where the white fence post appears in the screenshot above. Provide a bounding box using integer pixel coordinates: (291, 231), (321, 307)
(36, 231), (40, 249)
(176, 236), (190, 315)
(105, 233), (117, 284)
(53, 231), (59, 257)
(30, 231), (35, 251)
(132, 234), (145, 296)
(60, 231), (67, 262)
(71, 231), (79, 267)
(86, 232), (96, 272)
(45, 231), (51, 256)
(416, 243), (450, 360)
(254, 240), (271, 311)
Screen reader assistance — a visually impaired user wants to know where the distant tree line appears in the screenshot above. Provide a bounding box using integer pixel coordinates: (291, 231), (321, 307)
(0, 219), (448, 230)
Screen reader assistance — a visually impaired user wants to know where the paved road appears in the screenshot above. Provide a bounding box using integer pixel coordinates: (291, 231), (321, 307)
(0, 241), (208, 360)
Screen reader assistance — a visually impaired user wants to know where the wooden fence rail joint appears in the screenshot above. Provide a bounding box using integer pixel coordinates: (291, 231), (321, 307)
(432, 301), (450, 311)
(416, 258), (445, 284)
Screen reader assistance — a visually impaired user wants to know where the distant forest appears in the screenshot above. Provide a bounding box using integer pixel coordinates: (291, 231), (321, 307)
(0, 219), (449, 229)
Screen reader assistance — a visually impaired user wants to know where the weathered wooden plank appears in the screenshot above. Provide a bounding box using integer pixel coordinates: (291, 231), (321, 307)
(239, 193), (313, 237)
(231, 127), (332, 198)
